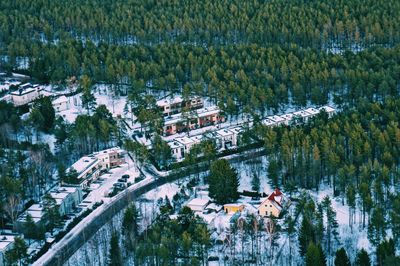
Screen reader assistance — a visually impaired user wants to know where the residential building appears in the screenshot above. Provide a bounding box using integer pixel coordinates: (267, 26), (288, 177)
(216, 129), (235, 150)
(52, 95), (70, 112)
(197, 106), (224, 127)
(169, 141), (185, 160)
(69, 156), (101, 188)
(223, 204), (245, 214)
(10, 84), (42, 106)
(186, 198), (210, 212)
(162, 106), (224, 136)
(0, 235), (15, 266)
(267, 115), (286, 126)
(304, 107), (320, 117)
(257, 188), (290, 218)
(93, 147), (126, 169)
(292, 110), (313, 122)
(262, 118), (277, 127)
(49, 186), (83, 216)
(157, 96), (203, 116)
(318, 105), (336, 118)
(280, 113), (294, 126)
(15, 186), (83, 233)
(15, 204), (45, 233)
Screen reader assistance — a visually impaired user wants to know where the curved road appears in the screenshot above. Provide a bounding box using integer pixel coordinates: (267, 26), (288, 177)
(33, 148), (265, 266)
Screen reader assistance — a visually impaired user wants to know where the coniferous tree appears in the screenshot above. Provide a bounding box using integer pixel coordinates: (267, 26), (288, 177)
(122, 204), (139, 251)
(80, 75), (96, 115)
(208, 159), (239, 204)
(305, 242), (326, 266)
(334, 247), (351, 266)
(108, 232), (122, 266)
(355, 248), (371, 266)
(5, 237), (28, 266)
(376, 239), (395, 266)
(299, 217), (316, 256)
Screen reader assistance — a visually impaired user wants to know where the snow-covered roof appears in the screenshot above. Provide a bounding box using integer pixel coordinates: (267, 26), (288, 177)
(280, 113), (294, 121)
(293, 110), (312, 118)
(304, 107), (320, 116)
(164, 113), (182, 126)
(0, 236), (15, 251)
(229, 127), (243, 134)
(70, 156), (98, 176)
(262, 118), (277, 127)
(10, 87), (36, 96)
(52, 95), (68, 105)
(190, 135), (203, 144)
(197, 106), (220, 117)
(319, 105), (336, 113)
(168, 141), (184, 149)
(176, 136), (195, 146)
(224, 203), (244, 207)
(187, 197), (210, 207)
(268, 115), (285, 123)
(156, 95), (183, 107)
(92, 147), (125, 157)
(216, 129), (233, 137)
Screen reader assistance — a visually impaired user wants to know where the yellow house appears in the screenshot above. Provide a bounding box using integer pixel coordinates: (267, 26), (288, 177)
(223, 204), (245, 214)
(257, 189), (289, 218)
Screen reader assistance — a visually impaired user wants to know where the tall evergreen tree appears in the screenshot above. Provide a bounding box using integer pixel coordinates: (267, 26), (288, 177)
(108, 232), (122, 266)
(208, 159), (239, 204)
(334, 247), (351, 266)
(355, 248), (371, 266)
(305, 242), (326, 266)
(122, 204), (139, 251)
(376, 239), (395, 266)
(299, 217), (316, 256)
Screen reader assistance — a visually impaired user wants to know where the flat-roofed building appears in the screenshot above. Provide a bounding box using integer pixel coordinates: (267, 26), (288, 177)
(268, 115), (285, 126)
(0, 235), (15, 266)
(69, 156), (101, 188)
(293, 110), (314, 122)
(52, 95), (70, 112)
(280, 113), (294, 126)
(10, 83), (42, 106)
(157, 96), (203, 116)
(216, 129), (235, 150)
(93, 147), (126, 169)
(162, 105), (224, 136)
(318, 105), (336, 118)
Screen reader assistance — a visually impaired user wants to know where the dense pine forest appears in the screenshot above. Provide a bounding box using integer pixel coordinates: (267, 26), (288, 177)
(1, 0), (400, 265)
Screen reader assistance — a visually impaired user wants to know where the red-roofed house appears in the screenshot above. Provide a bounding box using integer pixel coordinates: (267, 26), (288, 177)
(257, 188), (289, 218)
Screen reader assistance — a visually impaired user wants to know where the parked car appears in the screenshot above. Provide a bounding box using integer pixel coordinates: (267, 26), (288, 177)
(113, 182), (127, 190)
(121, 174), (130, 179)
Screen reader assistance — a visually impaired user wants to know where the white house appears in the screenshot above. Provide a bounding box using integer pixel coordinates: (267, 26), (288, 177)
(257, 188), (290, 218)
(169, 141), (185, 160)
(216, 129), (235, 150)
(304, 107), (320, 117)
(52, 95), (70, 112)
(280, 113), (294, 126)
(186, 198), (210, 212)
(293, 110), (314, 122)
(69, 156), (101, 188)
(49, 186), (83, 216)
(268, 115), (286, 126)
(0, 235), (15, 266)
(10, 84), (42, 106)
(262, 118), (277, 127)
(176, 136), (195, 156)
(318, 106), (336, 118)
(229, 127), (243, 146)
